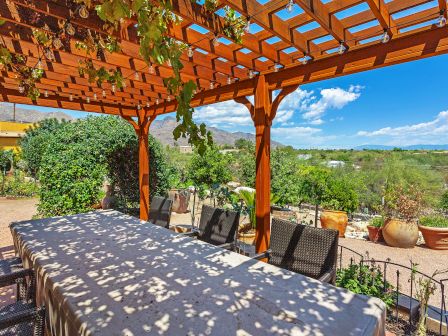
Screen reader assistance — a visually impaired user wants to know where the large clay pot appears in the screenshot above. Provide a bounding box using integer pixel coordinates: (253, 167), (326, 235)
(168, 189), (190, 213)
(367, 226), (383, 243)
(320, 210), (348, 237)
(238, 232), (256, 245)
(382, 218), (418, 248)
(418, 225), (448, 250)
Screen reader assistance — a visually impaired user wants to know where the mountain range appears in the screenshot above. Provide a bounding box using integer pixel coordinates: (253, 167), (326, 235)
(354, 144), (448, 150)
(0, 104), (282, 147)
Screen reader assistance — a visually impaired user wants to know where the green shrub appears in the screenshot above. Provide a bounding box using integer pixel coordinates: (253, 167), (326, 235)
(3, 172), (38, 197)
(20, 118), (67, 178)
(369, 216), (384, 228)
(33, 116), (172, 217)
(336, 263), (396, 308)
(440, 190), (448, 213)
(419, 215), (448, 228)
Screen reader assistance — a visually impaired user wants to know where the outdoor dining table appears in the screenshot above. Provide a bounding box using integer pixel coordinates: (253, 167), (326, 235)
(10, 210), (386, 336)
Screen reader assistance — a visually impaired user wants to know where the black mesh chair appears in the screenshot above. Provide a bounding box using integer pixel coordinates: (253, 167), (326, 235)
(254, 218), (339, 284)
(149, 196), (173, 229)
(185, 205), (240, 250)
(0, 257), (45, 336)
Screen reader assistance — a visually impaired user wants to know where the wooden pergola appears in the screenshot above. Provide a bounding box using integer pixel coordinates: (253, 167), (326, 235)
(1, 0), (448, 253)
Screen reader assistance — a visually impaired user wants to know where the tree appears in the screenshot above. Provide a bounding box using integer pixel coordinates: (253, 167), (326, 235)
(270, 148), (301, 206)
(298, 166), (331, 226)
(234, 138), (253, 150)
(187, 145), (232, 195)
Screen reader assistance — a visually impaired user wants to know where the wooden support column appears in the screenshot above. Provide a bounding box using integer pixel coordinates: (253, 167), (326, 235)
(121, 111), (156, 221)
(253, 75), (272, 253)
(236, 82), (299, 253)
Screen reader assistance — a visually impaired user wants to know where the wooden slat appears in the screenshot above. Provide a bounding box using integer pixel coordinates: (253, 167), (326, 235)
(365, 0), (398, 35)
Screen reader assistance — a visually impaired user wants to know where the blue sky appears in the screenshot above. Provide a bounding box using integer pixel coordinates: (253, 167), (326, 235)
(11, 52), (448, 149)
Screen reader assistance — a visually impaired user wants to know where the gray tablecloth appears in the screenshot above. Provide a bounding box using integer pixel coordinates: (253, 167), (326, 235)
(10, 210), (386, 336)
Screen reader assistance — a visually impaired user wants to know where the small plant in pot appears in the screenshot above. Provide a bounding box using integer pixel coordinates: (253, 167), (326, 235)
(320, 177), (359, 237)
(367, 216), (384, 243)
(418, 215), (448, 250)
(382, 184), (422, 248)
(234, 190), (279, 245)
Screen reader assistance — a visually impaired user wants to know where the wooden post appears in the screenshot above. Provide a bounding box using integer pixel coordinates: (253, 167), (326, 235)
(253, 75), (272, 253)
(235, 80), (299, 254)
(121, 111), (155, 221)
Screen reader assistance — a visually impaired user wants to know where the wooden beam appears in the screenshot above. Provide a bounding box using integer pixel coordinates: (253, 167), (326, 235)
(234, 97), (254, 120)
(294, 0), (355, 47)
(221, 0), (321, 56)
(439, 0), (448, 18)
(365, 0), (398, 35)
(150, 25), (448, 114)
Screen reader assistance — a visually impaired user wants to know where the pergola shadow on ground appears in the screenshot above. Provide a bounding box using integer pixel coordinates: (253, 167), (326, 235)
(1, 0), (448, 254)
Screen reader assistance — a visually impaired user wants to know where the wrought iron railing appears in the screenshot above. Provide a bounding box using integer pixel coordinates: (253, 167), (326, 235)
(338, 245), (447, 336)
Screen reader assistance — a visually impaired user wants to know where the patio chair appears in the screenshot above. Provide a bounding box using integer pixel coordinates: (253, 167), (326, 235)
(0, 257), (34, 302)
(0, 257), (46, 335)
(149, 196), (173, 229)
(184, 205), (239, 250)
(254, 218), (339, 284)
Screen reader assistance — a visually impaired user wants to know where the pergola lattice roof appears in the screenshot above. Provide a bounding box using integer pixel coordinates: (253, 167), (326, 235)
(0, 0), (447, 117)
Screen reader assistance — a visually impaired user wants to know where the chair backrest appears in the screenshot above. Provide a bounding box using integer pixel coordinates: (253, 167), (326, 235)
(149, 196), (173, 229)
(268, 218), (339, 280)
(197, 205), (240, 246)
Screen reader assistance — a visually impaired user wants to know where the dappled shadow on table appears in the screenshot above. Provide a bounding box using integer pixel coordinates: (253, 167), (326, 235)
(11, 210), (384, 335)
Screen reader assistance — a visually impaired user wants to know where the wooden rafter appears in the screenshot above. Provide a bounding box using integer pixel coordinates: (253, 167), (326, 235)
(365, 0), (398, 35)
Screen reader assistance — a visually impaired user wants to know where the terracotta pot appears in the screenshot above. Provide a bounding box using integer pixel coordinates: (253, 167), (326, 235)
(320, 210), (348, 237)
(382, 218), (418, 248)
(418, 225), (448, 250)
(367, 225), (383, 243)
(238, 231), (256, 245)
(168, 189), (190, 213)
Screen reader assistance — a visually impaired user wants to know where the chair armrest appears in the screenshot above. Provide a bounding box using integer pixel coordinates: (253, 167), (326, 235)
(318, 269), (336, 284)
(0, 305), (45, 331)
(181, 231), (199, 238)
(0, 268), (33, 288)
(217, 242), (235, 251)
(252, 250), (271, 260)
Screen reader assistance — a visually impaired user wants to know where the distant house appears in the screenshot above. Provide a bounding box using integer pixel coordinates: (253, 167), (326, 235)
(0, 121), (32, 151)
(297, 154), (312, 160)
(326, 160), (346, 168)
(178, 145), (193, 154)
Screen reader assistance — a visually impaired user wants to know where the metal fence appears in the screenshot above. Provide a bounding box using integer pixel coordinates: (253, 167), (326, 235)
(338, 245), (448, 336)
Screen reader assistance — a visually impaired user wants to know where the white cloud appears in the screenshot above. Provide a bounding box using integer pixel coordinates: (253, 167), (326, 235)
(356, 111), (448, 145)
(302, 85), (362, 122)
(271, 126), (338, 148)
(193, 100), (252, 126)
(274, 85), (362, 125)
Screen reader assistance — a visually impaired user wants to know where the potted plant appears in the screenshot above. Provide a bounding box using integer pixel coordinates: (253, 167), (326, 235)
(367, 216), (384, 243)
(320, 176), (359, 237)
(235, 190), (279, 245)
(382, 184), (422, 248)
(236, 189), (256, 245)
(418, 215), (448, 250)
